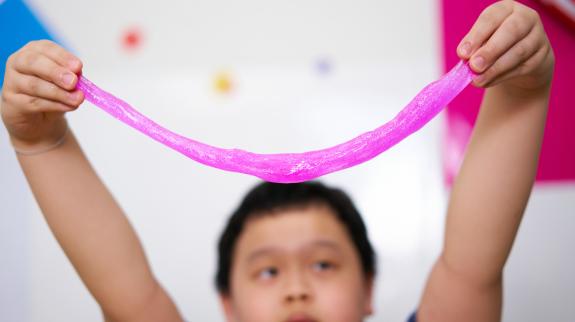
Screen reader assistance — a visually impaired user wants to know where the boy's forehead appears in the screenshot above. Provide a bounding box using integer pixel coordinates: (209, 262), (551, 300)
(246, 239), (344, 263)
(234, 205), (353, 258)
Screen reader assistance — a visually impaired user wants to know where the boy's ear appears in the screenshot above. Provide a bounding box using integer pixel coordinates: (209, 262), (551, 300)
(219, 293), (236, 322)
(364, 275), (375, 316)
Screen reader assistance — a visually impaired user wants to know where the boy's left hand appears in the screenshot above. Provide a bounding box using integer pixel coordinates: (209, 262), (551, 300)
(458, 0), (554, 94)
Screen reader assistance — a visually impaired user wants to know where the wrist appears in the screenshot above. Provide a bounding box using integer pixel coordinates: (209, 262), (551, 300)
(10, 121), (70, 156)
(491, 80), (551, 102)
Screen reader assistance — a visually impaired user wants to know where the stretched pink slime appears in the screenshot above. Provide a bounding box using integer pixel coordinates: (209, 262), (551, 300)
(76, 61), (474, 183)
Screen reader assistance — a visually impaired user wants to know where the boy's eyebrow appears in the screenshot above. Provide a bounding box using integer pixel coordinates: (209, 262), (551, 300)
(246, 239), (342, 263)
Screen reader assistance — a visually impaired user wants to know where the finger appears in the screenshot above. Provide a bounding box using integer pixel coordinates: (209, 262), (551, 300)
(32, 40), (83, 73)
(473, 26), (542, 86)
(12, 93), (80, 114)
(14, 74), (84, 107)
(457, 1), (514, 60)
(481, 44), (550, 88)
(469, 13), (535, 74)
(12, 50), (78, 90)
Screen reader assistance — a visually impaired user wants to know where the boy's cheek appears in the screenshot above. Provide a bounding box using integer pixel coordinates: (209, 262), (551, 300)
(313, 278), (372, 322)
(229, 284), (282, 322)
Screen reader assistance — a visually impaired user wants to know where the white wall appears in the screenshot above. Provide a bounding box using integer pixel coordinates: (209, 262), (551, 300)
(0, 126), (31, 322)
(1, 0), (574, 321)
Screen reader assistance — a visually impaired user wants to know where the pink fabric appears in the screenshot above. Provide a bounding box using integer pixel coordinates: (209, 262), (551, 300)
(441, 0), (575, 184)
(77, 62), (474, 183)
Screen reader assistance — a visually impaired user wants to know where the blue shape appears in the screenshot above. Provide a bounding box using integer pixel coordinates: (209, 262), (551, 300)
(0, 0), (56, 88)
(316, 57), (333, 76)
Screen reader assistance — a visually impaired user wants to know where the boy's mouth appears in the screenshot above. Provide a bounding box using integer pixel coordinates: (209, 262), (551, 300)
(284, 312), (318, 322)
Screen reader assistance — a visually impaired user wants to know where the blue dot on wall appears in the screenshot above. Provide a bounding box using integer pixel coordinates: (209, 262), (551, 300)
(315, 57), (333, 76)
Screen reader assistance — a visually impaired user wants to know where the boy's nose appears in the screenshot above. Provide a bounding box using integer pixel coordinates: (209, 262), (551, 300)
(285, 291), (310, 303)
(283, 268), (313, 304)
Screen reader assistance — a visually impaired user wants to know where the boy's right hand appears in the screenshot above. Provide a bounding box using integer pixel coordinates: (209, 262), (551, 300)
(1, 40), (84, 150)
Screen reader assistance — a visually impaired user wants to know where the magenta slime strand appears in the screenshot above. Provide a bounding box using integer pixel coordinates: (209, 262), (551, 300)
(76, 61), (475, 183)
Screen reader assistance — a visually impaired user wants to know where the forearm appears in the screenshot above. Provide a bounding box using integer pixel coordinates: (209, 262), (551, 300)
(419, 3), (553, 320)
(2, 39), (182, 321)
(442, 84), (550, 282)
(15, 127), (177, 320)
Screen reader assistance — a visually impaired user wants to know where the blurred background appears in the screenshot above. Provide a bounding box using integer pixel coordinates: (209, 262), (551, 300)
(0, 0), (573, 321)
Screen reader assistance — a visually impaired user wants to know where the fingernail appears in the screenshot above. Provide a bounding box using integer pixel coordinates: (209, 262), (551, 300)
(62, 72), (75, 86)
(68, 91), (81, 102)
(474, 75), (486, 85)
(471, 56), (485, 72)
(459, 42), (471, 57)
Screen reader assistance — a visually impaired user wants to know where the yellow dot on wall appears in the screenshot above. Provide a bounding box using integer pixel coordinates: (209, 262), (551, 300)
(214, 72), (233, 94)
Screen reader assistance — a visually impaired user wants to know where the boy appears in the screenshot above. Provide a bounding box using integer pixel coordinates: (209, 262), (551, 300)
(215, 181), (377, 322)
(0, 1), (554, 321)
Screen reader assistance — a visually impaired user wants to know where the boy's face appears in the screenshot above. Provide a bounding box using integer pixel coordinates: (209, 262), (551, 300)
(220, 203), (374, 322)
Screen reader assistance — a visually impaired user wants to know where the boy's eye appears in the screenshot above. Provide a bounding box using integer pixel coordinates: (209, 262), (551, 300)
(258, 267), (279, 280)
(312, 261), (335, 272)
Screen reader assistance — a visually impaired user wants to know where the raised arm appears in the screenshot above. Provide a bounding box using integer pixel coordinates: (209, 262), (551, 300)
(418, 2), (554, 322)
(1, 40), (183, 322)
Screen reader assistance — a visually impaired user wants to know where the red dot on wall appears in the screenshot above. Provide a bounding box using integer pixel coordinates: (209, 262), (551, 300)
(122, 27), (143, 51)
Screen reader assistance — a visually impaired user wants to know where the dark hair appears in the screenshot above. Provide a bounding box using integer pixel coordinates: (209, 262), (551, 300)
(215, 181), (376, 295)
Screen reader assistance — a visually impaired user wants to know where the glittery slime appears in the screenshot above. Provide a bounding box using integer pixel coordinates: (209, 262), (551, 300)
(76, 61), (474, 183)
